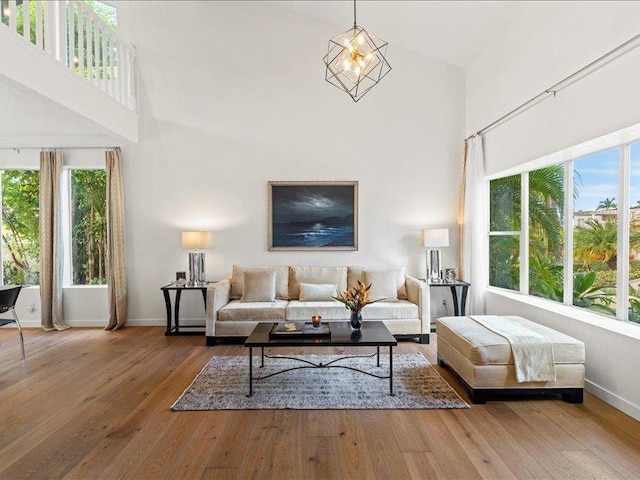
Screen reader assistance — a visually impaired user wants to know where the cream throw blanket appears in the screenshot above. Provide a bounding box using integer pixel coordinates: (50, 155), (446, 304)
(469, 316), (556, 383)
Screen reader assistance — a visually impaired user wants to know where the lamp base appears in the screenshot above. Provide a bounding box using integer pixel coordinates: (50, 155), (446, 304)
(427, 249), (442, 282)
(188, 252), (205, 284)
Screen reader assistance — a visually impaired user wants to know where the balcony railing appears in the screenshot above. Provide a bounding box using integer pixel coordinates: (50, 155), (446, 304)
(1, 0), (137, 111)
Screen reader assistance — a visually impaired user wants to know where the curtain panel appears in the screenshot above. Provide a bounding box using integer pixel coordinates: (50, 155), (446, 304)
(105, 148), (127, 330)
(39, 150), (68, 330)
(458, 136), (488, 315)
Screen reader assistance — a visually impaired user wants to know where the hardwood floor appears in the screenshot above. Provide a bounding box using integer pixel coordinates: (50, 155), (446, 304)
(1, 326), (639, 480)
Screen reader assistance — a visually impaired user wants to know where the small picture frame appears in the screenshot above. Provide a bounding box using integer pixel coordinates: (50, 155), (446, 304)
(176, 271), (186, 285)
(445, 268), (457, 283)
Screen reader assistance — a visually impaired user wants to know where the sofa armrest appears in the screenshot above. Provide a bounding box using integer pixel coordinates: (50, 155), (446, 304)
(205, 277), (232, 337)
(405, 275), (430, 334)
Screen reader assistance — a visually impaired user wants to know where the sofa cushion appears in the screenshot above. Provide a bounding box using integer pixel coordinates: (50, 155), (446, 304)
(218, 299), (288, 322)
(240, 270), (276, 302)
(299, 283), (337, 302)
(348, 266), (407, 300)
(360, 300), (418, 320)
(436, 315), (585, 365)
(363, 269), (399, 301)
(231, 265), (289, 300)
(285, 301), (351, 321)
(289, 266), (347, 300)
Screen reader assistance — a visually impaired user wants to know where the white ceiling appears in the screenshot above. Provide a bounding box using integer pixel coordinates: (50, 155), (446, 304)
(0, 74), (114, 147)
(278, 1), (524, 68)
(1, 1), (526, 145)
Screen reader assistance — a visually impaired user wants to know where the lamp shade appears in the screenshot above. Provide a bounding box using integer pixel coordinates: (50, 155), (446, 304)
(181, 231), (210, 250)
(421, 228), (449, 248)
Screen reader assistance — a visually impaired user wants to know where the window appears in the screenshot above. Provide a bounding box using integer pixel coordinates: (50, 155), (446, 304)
(489, 174), (520, 290)
(573, 149), (618, 316)
(488, 138), (640, 325)
(629, 141), (640, 324)
(528, 165), (564, 301)
(0, 168), (107, 287)
(70, 170), (107, 285)
(1, 170), (40, 285)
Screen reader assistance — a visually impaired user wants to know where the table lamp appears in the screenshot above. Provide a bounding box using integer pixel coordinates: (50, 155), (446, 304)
(182, 231), (210, 285)
(421, 228), (449, 282)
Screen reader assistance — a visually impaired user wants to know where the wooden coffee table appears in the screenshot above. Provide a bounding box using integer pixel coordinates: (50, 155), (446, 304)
(244, 321), (398, 397)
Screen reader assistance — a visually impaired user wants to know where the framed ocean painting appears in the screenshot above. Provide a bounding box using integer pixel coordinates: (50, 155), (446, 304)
(268, 181), (358, 251)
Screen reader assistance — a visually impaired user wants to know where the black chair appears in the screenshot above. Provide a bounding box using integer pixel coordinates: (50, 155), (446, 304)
(0, 286), (25, 359)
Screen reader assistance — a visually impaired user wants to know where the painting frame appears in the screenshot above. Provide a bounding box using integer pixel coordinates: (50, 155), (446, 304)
(268, 181), (358, 251)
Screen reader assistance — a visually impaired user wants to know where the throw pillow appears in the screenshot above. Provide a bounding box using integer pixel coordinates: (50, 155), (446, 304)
(299, 283), (337, 302)
(241, 270), (276, 302)
(363, 268), (398, 302)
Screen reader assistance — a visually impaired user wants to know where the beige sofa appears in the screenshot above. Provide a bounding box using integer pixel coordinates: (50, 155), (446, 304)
(205, 265), (429, 346)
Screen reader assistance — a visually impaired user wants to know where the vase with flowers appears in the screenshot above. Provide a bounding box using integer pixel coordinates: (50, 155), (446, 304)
(332, 281), (384, 332)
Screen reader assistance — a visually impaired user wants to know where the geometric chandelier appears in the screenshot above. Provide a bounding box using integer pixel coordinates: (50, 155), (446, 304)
(322, 0), (392, 102)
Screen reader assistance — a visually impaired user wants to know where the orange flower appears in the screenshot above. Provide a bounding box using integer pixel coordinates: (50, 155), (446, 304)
(332, 280), (384, 313)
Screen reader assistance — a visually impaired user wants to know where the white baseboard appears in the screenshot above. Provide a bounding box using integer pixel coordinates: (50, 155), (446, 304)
(586, 379), (640, 422)
(17, 318), (167, 328)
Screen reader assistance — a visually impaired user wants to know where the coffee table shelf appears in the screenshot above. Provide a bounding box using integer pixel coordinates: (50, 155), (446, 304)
(244, 321), (397, 397)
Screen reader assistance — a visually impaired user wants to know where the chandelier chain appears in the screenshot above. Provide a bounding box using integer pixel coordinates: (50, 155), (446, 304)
(353, 0), (357, 27)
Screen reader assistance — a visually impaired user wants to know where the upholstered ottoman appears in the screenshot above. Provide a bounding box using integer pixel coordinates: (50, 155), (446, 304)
(436, 315), (585, 404)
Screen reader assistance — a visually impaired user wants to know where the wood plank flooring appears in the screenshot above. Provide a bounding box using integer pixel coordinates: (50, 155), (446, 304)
(0, 326), (639, 480)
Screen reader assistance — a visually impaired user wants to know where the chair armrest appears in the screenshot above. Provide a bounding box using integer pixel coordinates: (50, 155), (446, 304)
(205, 277), (232, 337)
(405, 275), (430, 334)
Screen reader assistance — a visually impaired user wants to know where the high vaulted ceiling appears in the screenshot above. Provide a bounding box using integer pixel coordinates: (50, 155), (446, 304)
(279, 1), (524, 67)
(1, 1), (526, 145)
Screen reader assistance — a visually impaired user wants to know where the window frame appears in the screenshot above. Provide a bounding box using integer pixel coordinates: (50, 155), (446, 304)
(486, 124), (640, 325)
(63, 166), (108, 288)
(0, 167), (40, 286)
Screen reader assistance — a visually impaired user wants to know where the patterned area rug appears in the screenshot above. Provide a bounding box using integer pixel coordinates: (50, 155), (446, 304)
(171, 353), (469, 410)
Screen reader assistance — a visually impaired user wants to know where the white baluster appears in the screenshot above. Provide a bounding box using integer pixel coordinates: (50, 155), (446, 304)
(128, 44), (137, 111)
(23, 0), (30, 43)
(77, 3), (84, 78)
(68, 1), (75, 71)
(93, 14), (98, 86)
(44, 0), (55, 57)
(117, 41), (125, 105)
(101, 26), (107, 91)
(107, 35), (114, 98)
(86, 17), (92, 82)
(113, 38), (119, 103)
(8, 0), (16, 33)
(56, 0), (66, 64)
(35, 0), (43, 50)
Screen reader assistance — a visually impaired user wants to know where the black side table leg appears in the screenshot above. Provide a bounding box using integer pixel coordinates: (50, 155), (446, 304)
(163, 289), (172, 334)
(174, 289), (182, 333)
(201, 288), (207, 308)
(261, 347), (264, 368)
(461, 286), (469, 316)
(449, 286), (460, 316)
(377, 346), (380, 367)
(248, 346), (253, 397)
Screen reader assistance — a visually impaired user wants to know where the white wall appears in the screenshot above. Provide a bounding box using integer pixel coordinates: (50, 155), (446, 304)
(467, 1), (640, 175)
(466, 2), (640, 420)
(1, 2), (463, 327)
(42, 1), (460, 325)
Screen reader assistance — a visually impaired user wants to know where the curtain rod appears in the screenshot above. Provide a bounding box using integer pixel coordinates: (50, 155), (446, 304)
(466, 31), (640, 142)
(0, 146), (120, 153)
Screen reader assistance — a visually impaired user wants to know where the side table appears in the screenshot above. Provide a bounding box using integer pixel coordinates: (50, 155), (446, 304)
(426, 279), (470, 316)
(161, 282), (209, 336)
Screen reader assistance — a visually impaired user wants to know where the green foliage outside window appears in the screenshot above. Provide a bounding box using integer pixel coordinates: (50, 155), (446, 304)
(491, 162), (640, 324)
(71, 170), (107, 285)
(1, 170), (40, 285)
